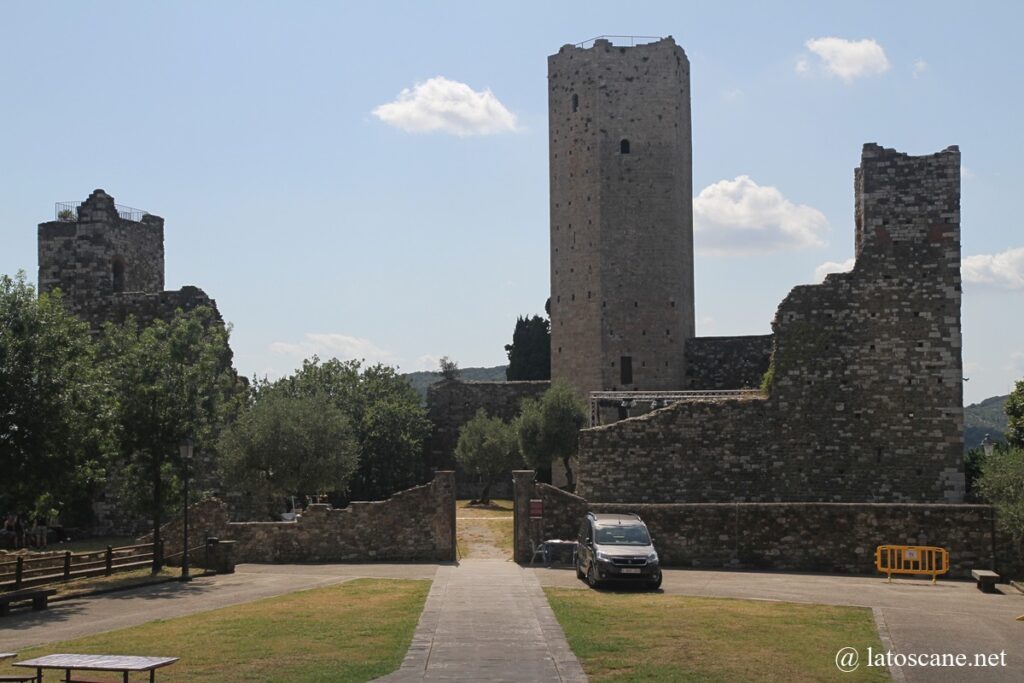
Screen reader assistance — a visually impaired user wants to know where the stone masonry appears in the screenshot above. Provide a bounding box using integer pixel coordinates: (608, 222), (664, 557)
(148, 472), (457, 564)
(684, 334), (774, 389)
(549, 37), (695, 396)
(38, 189), (225, 331)
(578, 145), (965, 504)
(514, 473), (1001, 579)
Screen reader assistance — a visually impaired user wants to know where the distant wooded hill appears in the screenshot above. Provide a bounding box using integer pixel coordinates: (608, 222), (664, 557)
(964, 394), (1009, 451)
(403, 365), (507, 401)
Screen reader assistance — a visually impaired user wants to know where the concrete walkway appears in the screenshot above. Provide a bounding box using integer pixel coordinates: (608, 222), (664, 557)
(0, 563), (437, 652)
(536, 566), (1024, 682)
(378, 559), (586, 682)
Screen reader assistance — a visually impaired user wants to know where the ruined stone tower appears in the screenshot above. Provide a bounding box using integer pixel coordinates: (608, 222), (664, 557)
(38, 189), (223, 333)
(548, 37), (695, 396)
(39, 190), (164, 320)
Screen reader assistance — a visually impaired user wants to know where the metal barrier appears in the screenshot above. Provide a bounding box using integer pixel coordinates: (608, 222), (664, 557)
(875, 545), (949, 584)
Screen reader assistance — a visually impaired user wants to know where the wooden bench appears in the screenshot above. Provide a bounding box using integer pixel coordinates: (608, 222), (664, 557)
(0, 653), (38, 683)
(971, 569), (1000, 593)
(0, 588), (56, 616)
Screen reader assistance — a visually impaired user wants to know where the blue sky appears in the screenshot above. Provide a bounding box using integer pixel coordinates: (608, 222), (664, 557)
(1, 1), (1020, 405)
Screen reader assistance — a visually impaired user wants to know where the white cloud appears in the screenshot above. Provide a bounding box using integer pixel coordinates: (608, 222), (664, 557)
(415, 354), (441, 372)
(269, 333), (396, 364)
(698, 316), (718, 335)
(795, 58), (811, 75)
(693, 176), (828, 254)
(372, 76), (518, 136)
(1011, 352), (1024, 374)
(912, 59), (928, 78)
(721, 88), (744, 102)
(814, 257), (855, 283)
(802, 37), (890, 82)
(962, 248), (1024, 290)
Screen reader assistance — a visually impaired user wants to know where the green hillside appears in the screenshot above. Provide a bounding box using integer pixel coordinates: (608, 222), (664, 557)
(964, 394), (1009, 451)
(403, 365), (508, 401)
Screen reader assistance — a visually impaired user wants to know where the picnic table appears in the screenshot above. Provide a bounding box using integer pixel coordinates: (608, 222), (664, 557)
(13, 654), (178, 682)
(0, 653), (40, 683)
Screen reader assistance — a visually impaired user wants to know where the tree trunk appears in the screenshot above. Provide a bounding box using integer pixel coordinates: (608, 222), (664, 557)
(478, 478), (495, 506)
(562, 455), (575, 493)
(152, 452), (163, 573)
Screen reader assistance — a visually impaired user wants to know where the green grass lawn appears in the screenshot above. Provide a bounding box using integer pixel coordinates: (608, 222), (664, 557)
(1, 578), (429, 682)
(56, 535), (138, 553)
(51, 567), (179, 598)
(545, 587), (890, 682)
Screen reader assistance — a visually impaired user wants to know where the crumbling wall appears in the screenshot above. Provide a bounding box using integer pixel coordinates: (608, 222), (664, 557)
(578, 144), (964, 504)
(148, 472), (457, 563)
(684, 335), (773, 389)
(39, 189), (164, 320)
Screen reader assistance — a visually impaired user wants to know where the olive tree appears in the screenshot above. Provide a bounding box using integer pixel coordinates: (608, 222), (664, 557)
(454, 409), (523, 504)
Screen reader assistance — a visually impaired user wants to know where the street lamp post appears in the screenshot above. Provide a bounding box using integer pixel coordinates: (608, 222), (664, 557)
(982, 433), (995, 458)
(178, 437), (193, 582)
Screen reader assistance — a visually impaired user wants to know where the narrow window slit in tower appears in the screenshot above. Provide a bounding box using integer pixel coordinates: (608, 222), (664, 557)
(620, 139), (630, 154)
(111, 256), (126, 293)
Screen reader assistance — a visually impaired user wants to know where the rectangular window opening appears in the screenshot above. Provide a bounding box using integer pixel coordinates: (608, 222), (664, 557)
(620, 356), (633, 385)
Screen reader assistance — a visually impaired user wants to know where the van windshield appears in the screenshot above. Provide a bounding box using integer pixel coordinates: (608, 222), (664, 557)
(594, 524), (651, 546)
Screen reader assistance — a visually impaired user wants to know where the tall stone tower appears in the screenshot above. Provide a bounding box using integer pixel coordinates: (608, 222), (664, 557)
(38, 189), (165, 324)
(548, 36), (695, 396)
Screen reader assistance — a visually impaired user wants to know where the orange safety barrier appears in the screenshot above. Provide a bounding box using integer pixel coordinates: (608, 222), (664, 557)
(875, 545), (948, 584)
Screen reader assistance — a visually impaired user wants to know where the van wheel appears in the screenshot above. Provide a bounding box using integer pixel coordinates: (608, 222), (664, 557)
(587, 562), (601, 589)
(648, 571), (662, 590)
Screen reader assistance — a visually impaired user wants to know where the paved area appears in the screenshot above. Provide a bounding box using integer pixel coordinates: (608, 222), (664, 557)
(535, 566), (1024, 682)
(0, 563), (437, 652)
(378, 559), (586, 682)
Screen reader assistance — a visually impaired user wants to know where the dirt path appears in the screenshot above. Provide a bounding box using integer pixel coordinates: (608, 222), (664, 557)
(456, 502), (513, 560)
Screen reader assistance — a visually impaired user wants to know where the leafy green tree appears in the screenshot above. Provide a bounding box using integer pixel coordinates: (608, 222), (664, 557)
(977, 445), (1024, 544)
(439, 356), (460, 381)
(505, 314), (551, 381)
(454, 409), (524, 503)
(100, 307), (238, 570)
(0, 272), (112, 522)
(515, 380), (587, 491)
(218, 392), (358, 505)
(1006, 379), (1024, 448)
(268, 357), (431, 502)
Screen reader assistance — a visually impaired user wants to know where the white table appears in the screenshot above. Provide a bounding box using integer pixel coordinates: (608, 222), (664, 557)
(14, 654), (179, 682)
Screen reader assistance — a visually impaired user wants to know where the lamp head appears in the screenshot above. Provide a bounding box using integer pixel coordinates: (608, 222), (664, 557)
(179, 436), (194, 461)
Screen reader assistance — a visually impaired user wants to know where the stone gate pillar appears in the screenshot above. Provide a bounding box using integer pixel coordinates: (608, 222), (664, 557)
(512, 470), (536, 563)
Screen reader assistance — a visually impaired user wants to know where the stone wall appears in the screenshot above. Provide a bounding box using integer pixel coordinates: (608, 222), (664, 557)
(684, 335), (773, 389)
(146, 472), (456, 563)
(39, 189), (165, 323)
(549, 37), (695, 396)
(514, 473), (1003, 579)
(578, 144), (965, 504)
(38, 190), (224, 334)
(426, 379), (549, 497)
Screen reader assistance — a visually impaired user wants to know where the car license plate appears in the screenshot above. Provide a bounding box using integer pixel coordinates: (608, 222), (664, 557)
(621, 568), (641, 574)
